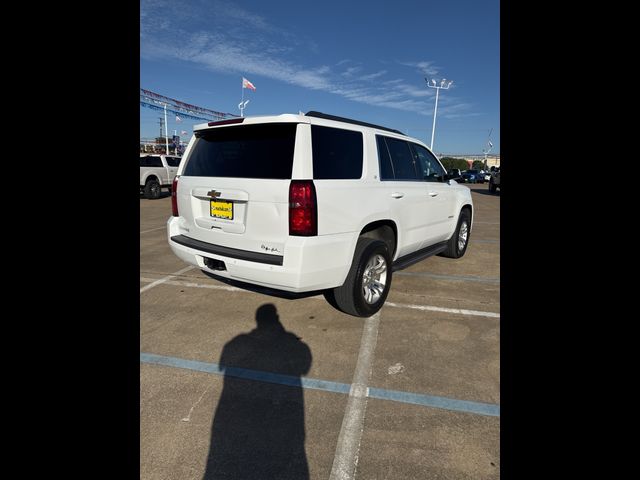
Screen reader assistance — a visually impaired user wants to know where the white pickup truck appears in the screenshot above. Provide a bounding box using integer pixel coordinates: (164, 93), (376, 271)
(140, 154), (182, 199)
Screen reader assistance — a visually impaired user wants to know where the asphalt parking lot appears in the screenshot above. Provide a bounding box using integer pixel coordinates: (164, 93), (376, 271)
(140, 183), (500, 479)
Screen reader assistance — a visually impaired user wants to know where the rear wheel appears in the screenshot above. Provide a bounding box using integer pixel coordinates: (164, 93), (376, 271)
(440, 209), (471, 258)
(144, 178), (161, 199)
(325, 238), (392, 317)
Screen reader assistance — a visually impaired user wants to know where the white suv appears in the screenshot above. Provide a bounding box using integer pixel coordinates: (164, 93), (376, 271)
(168, 112), (473, 317)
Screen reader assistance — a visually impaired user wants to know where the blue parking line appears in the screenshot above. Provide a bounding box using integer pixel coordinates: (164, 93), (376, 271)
(368, 387), (500, 417)
(141, 353), (499, 417)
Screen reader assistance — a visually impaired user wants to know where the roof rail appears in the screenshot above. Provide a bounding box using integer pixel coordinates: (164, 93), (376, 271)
(305, 111), (405, 135)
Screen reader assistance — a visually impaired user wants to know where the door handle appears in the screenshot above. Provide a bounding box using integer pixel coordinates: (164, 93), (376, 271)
(390, 192), (404, 199)
(428, 192), (438, 197)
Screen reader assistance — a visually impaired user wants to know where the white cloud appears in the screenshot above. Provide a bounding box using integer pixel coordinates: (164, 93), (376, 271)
(399, 60), (440, 76)
(359, 70), (388, 81)
(140, 4), (473, 117)
(341, 66), (363, 77)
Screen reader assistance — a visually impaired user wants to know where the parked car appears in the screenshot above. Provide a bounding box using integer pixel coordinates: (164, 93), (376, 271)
(140, 154), (182, 199)
(489, 168), (500, 193)
(167, 111), (474, 317)
(447, 168), (463, 180)
(461, 169), (483, 184)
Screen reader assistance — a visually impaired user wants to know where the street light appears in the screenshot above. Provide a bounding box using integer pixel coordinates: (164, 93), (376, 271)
(238, 99), (250, 117)
(482, 128), (493, 171)
(162, 103), (169, 155)
(425, 77), (453, 151)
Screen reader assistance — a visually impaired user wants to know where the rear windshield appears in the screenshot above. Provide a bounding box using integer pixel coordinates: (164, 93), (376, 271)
(183, 123), (297, 179)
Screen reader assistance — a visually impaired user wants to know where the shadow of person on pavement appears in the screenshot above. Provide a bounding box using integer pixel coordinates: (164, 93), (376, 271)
(202, 303), (312, 480)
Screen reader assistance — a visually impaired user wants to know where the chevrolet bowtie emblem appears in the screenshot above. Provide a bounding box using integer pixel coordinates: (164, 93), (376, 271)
(207, 190), (221, 198)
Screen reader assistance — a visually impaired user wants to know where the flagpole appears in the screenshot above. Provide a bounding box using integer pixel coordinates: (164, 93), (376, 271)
(240, 78), (245, 117)
(163, 103), (169, 155)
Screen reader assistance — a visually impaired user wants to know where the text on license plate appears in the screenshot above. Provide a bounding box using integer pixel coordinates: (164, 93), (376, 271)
(210, 200), (233, 220)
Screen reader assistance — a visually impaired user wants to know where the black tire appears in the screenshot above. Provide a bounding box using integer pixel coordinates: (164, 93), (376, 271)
(327, 238), (392, 317)
(440, 209), (471, 259)
(144, 178), (161, 199)
(489, 180), (497, 193)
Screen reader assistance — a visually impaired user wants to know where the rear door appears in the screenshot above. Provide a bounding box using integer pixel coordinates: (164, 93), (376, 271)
(410, 143), (457, 245)
(376, 135), (431, 257)
(176, 123), (298, 257)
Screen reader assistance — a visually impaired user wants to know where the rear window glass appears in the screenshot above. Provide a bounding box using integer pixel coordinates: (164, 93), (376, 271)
(166, 157), (181, 167)
(383, 137), (419, 180)
(311, 125), (363, 179)
(376, 136), (394, 180)
(141, 156), (163, 167)
(184, 123), (297, 179)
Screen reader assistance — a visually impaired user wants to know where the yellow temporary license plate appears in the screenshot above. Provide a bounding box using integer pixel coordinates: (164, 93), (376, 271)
(210, 200), (233, 220)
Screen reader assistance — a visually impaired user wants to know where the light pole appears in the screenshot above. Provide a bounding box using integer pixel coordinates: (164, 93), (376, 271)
(238, 99), (249, 117)
(482, 128), (493, 171)
(425, 77), (453, 151)
(163, 103), (169, 155)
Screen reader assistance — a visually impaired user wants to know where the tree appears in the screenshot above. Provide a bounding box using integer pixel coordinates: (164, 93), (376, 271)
(472, 160), (485, 170)
(440, 157), (470, 171)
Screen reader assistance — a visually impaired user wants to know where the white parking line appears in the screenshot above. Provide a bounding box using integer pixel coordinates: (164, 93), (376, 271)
(140, 226), (167, 234)
(329, 311), (381, 480)
(139, 277), (500, 317)
(385, 302), (500, 318)
(140, 277), (242, 292)
(139, 266), (195, 294)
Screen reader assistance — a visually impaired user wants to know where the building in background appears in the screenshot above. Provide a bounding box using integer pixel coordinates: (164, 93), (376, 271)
(438, 154), (500, 169)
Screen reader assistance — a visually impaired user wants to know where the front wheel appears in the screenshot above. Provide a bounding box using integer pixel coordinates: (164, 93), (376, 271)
(326, 238), (392, 317)
(440, 209), (471, 259)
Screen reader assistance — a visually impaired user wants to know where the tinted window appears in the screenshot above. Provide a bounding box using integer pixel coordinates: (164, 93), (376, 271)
(311, 126), (363, 179)
(184, 124), (297, 179)
(166, 157), (181, 167)
(411, 144), (446, 182)
(143, 156), (163, 167)
(384, 137), (419, 180)
(376, 136), (394, 180)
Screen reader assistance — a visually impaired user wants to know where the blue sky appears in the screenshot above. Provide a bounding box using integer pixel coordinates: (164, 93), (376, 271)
(140, 0), (499, 155)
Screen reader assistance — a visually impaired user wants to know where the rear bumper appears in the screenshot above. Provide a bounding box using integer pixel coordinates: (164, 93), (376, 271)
(167, 218), (358, 293)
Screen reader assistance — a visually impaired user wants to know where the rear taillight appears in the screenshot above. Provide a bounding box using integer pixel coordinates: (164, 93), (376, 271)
(171, 177), (179, 216)
(289, 180), (317, 236)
